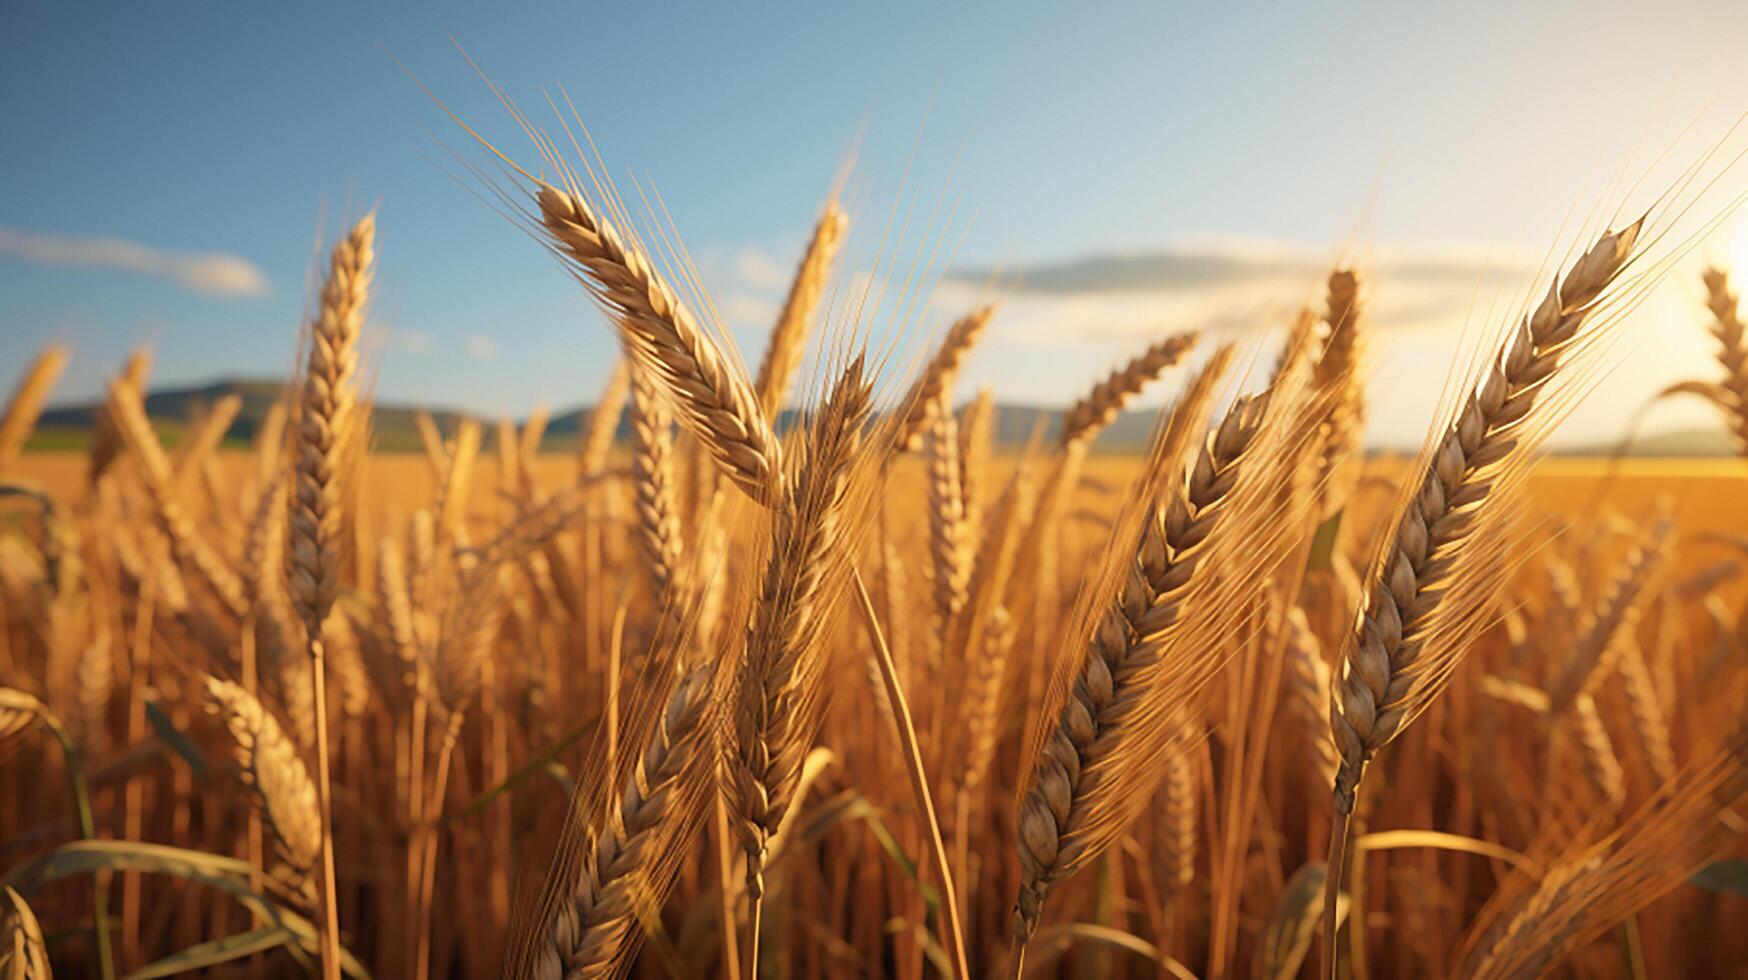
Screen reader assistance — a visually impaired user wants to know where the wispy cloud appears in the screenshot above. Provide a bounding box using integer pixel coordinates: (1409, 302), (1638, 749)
(465, 333), (499, 359)
(0, 226), (269, 298)
(734, 246), (791, 291)
(937, 237), (1539, 347)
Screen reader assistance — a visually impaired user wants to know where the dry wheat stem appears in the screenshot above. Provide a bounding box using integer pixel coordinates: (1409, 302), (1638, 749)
(288, 214), (374, 980)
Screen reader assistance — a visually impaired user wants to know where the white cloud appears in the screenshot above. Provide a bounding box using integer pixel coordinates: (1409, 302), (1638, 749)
(926, 237), (1723, 449)
(719, 292), (779, 326)
(390, 329), (435, 355)
(734, 246), (790, 291)
(465, 333), (499, 359)
(0, 226), (269, 298)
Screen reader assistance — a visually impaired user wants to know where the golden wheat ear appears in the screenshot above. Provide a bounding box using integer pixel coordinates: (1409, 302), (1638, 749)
(1011, 339), (1317, 949)
(535, 183), (781, 502)
(1456, 707), (1748, 977)
(1320, 216), (1654, 977)
(0, 347), (69, 479)
(754, 200), (850, 420)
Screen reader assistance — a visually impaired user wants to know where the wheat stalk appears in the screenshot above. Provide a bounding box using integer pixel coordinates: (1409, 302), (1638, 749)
(1012, 345), (1259, 946)
(287, 213), (374, 980)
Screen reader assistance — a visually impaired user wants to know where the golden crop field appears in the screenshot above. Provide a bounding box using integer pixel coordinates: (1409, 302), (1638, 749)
(5, 108), (1748, 980)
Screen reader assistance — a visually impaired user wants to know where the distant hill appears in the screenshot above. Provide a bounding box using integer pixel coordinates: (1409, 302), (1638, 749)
(35, 378), (483, 454)
(26, 376), (1741, 458)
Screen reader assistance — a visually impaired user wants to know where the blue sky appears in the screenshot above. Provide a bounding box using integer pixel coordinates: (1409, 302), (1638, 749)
(4, 1), (1747, 446)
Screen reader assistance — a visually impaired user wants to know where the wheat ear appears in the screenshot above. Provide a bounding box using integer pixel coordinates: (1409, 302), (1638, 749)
(927, 392), (971, 632)
(1012, 346), (1252, 945)
(0, 347), (68, 477)
(754, 201), (849, 418)
(1284, 606), (1339, 787)
(1323, 220), (1645, 977)
(534, 662), (718, 979)
(1058, 330), (1198, 448)
(537, 184), (780, 500)
(0, 885), (48, 979)
(105, 377), (249, 619)
(287, 213), (374, 980)
(895, 307), (996, 452)
(723, 358), (874, 891)
(1329, 220), (1645, 812)
(1700, 267), (1748, 453)
(203, 677), (322, 884)
(629, 367), (685, 607)
(578, 359), (631, 482)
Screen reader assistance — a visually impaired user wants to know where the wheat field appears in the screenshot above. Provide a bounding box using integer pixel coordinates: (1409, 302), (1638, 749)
(3, 120), (1748, 980)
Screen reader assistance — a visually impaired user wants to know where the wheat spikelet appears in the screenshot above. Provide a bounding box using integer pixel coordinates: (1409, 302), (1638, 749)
(958, 386), (996, 534)
(105, 377), (248, 618)
(533, 662), (718, 979)
(1253, 863), (1340, 980)
(1329, 219), (1645, 814)
(86, 350), (151, 487)
(629, 367), (685, 605)
(536, 183), (780, 500)
(962, 604), (1014, 796)
(927, 393), (971, 631)
(0, 347), (68, 477)
(171, 393), (242, 491)
(577, 360), (630, 481)
(1700, 266), (1748, 453)
(253, 398), (289, 494)
(1284, 606), (1338, 786)
(895, 307), (995, 452)
(1013, 345), (1275, 941)
(1611, 644), (1677, 783)
(1569, 693), (1626, 810)
(1313, 269), (1366, 514)
(723, 356), (877, 898)
(754, 201), (849, 418)
(1161, 736), (1197, 893)
(289, 214), (374, 633)
(73, 632), (112, 756)
(374, 531), (421, 696)
(1058, 330), (1197, 448)
(203, 677), (321, 876)
(1547, 517), (1670, 712)
(0, 886), (48, 980)
(434, 417), (480, 545)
